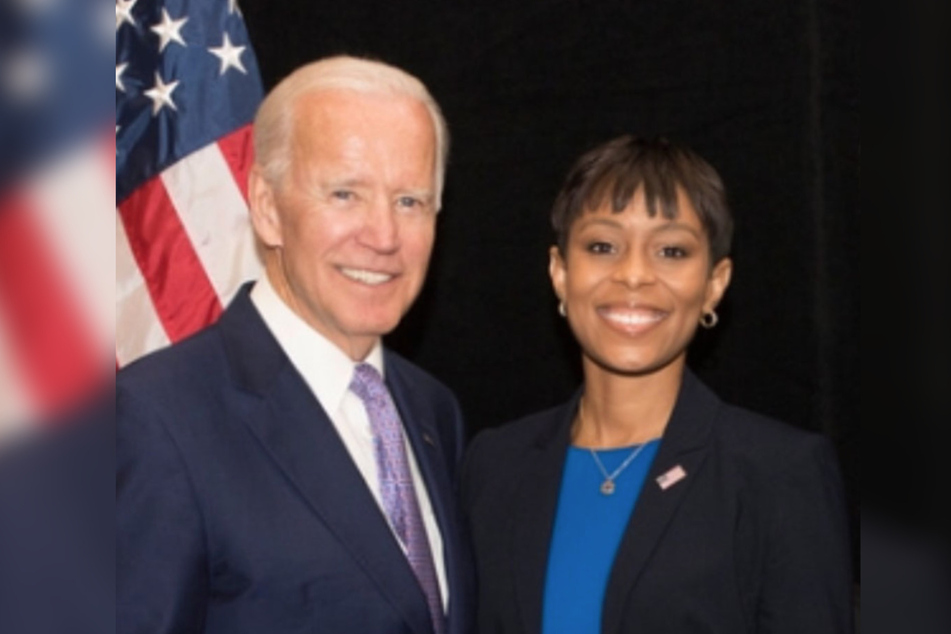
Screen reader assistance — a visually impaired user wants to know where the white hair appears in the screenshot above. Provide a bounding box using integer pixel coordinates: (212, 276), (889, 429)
(253, 55), (450, 209)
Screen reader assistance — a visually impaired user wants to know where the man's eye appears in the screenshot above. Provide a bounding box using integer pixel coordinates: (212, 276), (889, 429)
(331, 190), (355, 201)
(659, 245), (688, 258)
(396, 196), (422, 209)
(586, 241), (614, 254)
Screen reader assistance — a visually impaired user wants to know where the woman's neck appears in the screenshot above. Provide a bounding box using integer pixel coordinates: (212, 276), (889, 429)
(571, 358), (684, 449)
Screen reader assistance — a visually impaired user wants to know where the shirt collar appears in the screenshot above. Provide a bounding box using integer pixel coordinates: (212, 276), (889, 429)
(249, 275), (385, 412)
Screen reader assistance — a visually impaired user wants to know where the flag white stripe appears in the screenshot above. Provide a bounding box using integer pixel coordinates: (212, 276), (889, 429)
(160, 143), (261, 308)
(116, 212), (170, 366)
(29, 140), (116, 356)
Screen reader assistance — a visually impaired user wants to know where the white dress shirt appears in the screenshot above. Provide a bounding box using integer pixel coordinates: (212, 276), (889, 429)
(250, 276), (448, 608)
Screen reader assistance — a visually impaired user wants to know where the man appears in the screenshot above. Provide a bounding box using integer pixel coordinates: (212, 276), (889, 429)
(117, 56), (473, 634)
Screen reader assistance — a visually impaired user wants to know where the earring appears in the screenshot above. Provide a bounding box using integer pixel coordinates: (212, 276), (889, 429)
(558, 301), (566, 317)
(699, 309), (718, 329)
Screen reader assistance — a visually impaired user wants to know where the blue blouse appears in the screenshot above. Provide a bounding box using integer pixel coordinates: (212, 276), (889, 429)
(541, 440), (661, 634)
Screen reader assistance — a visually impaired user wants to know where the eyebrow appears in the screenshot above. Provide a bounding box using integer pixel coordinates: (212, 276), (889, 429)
(399, 189), (436, 203)
(653, 222), (703, 239)
(577, 217), (703, 238)
(577, 217), (624, 230)
(319, 177), (368, 190)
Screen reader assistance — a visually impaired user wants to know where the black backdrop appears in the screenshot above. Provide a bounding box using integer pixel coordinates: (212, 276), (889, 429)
(241, 0), (859, 572)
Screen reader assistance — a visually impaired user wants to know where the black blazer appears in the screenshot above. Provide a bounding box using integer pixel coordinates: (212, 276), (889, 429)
(117, 284), (474, 634)
(461, 370), (852, 634)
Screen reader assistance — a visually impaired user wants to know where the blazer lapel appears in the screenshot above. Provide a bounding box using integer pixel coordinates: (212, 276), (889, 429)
(219, 288), (434, 634)
(601, 370), (720, 634)
(385, 359), (457, 585)
(511, 394), (579, 634)
(384, 356), (455, 544)
(385, 354), (479, 634)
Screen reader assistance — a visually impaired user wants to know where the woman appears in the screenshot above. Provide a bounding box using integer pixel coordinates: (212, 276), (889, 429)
(461, 135), (853, 633)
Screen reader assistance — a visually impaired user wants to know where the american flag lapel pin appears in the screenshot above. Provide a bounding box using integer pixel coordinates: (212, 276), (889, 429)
(656, 465), (687, 490)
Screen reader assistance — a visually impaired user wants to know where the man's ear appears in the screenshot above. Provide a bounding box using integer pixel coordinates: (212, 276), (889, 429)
(247, 166), (283, 248)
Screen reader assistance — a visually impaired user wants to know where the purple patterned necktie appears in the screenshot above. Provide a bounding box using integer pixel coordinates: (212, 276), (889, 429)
(349, 363), (446, 634)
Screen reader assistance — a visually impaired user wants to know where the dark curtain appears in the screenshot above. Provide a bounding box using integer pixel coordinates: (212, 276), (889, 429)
(242, 0), (859, 576)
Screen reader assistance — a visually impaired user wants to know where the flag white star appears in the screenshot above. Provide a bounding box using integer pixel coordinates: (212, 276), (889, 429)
(144, 72), (180, 116)
(16, 0), (58, 15)
(116, 62), (128, 92)
(2, 49), (49, 103)
(99, 2), (118, 47)
(228, 0), (242, 16)
(115, 0), (137, 31)
(208, 33), (247, 76)
(150, 8), (188, 53)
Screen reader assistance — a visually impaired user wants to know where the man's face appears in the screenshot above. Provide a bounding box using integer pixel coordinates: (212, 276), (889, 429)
(250, 89), (438, 360)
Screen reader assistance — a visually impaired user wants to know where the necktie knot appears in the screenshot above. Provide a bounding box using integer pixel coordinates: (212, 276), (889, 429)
(350, 364), (402, 447)
(349, 362), (385, 404)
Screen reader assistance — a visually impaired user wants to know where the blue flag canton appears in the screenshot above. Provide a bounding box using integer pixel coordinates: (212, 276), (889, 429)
(116, 0), (264, 204)
(0, 0), (112, 191)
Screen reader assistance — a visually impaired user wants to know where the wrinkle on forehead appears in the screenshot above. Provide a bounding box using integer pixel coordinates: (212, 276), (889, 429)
(284, 90), (437, 197)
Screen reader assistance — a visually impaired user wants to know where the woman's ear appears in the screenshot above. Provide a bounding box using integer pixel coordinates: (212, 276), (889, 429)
(549, 245), (567, 304)
(247, 166), (283, 248)
(704, 257), (733, 312)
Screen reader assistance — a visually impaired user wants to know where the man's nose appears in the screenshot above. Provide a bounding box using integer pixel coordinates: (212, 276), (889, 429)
(359, 198), (400, 253)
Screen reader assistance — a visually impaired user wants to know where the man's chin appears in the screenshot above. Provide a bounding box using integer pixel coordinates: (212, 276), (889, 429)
(342, 314), (406, 340)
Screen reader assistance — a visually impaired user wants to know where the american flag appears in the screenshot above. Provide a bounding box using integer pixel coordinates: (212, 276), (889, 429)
(0, 0), (113, 438)
(655, 464), (687, 490)
(116, 0), (264, 366)
(0, 0), (264, 440)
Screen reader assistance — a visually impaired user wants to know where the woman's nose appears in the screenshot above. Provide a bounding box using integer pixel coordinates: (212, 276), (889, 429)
(613, 248), (655, 287)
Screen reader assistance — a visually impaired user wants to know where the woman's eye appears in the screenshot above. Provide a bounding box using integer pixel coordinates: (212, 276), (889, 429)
(659, 245), (688, 258)
(586, 241), (615, 254)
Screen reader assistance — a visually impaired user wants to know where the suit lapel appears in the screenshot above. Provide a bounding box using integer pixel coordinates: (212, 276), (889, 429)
(386, 358), (457, 607)
(511, 395), (579, 634)
(219, 288), (433, 634)
(385, 356), (454, 538)
(601, 371), (720, 634)
(386, 355), (478, 634)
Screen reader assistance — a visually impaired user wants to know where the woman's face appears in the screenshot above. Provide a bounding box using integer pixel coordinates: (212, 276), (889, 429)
(550, 186), (731, 377)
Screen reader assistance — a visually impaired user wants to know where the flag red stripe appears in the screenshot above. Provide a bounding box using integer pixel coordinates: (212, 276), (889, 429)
(118, 177), (223, 344)
(216, 124), (255, 203)
(0, 193), (103, 420)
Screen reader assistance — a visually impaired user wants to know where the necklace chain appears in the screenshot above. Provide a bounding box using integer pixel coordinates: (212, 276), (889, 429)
(577, 399), (648, 495)
(588, 444), (646, 495)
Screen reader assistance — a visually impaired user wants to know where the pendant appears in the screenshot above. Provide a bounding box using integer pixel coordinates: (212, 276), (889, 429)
(600, 480), (615, 495)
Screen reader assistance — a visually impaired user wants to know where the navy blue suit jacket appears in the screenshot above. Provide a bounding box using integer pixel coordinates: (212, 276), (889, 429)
(117, 284), (474, 634)
(462, 370), (854, 634)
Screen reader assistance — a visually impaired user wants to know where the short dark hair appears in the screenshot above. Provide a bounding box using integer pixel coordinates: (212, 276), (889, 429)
(550, 135), (733, 263)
